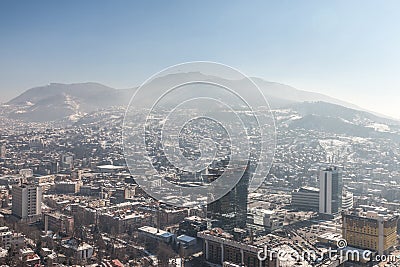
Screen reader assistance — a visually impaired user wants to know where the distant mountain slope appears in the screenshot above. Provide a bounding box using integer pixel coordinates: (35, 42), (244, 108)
(250, 78), (364, 111)
(7, 83), (133, 122)
(8, 82), (115, 105)
(4, 73), (398, 125)
(290, 114), (374, 137)
(8, 82), (135, 108)
(288, 113), (400, 141)
(287, 101), (400, 126)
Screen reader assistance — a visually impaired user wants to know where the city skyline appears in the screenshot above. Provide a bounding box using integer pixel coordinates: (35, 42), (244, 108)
(1, 2), (400, 266)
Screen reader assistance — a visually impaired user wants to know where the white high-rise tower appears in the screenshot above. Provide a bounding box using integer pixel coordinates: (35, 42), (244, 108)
(319, 167), (342, 215)
(12, 184), (42, 220)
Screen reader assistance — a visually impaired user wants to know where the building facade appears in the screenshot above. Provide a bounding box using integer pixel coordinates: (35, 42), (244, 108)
(12, 184), (42, 220)
(0, 144), (6, 159)
(291, 186), (320, 210)
(207, 161), (251, 232)
(342, 191), (354, 211)
(43, 212), (75, 236)
(342, 208), (398, 255)
(319, 167), (343, 215)
(198, 228), (276, 267)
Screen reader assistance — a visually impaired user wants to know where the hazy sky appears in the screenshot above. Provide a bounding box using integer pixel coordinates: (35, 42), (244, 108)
(1, 1), (400, 118)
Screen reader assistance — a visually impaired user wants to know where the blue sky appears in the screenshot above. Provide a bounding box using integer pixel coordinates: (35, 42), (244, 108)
(1, 1), (400, 117)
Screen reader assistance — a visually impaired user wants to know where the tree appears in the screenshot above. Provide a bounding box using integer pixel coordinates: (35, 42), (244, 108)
(35, 236), (43, 255)
(157, 242), (176, 267)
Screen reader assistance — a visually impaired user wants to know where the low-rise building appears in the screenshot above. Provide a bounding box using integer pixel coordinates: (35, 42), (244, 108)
(291, 186), (320, 211)
(99, 212), (152, 234)
(198, 228), (277, 267)
(43, 212), (74, 236)
(249, 208), (283, 231)
(138, 226), (175, 243)
(62, 241), (94, 263)
(54, 181), (80, 194)
(0, 226), (25, 250)
(19, 248), (40, 267)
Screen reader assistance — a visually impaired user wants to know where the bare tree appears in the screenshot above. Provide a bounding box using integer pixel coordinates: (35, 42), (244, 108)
(157, 242), (176, 267)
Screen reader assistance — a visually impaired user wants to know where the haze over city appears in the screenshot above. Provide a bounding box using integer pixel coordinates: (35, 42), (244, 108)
(1, 2), (400, 267)
(1, 1), (400, 118)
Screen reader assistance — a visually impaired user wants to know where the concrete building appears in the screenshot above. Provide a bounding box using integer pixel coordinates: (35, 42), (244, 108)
(12, 184), (42, 220)
(319, 167), (342, 215)
(0, 144), (6, 159)
(159, 208), (188, 227)
(34, 175), (55, 184)
(138, 226), (175, 243)
(198, 228), (277, 267)
(342, 191), (354, 211)
(99, 212), (152, 234)
(19, 248), (40, 267)
(177, 234), (197, 247)
(54, 181), (80, 194)
(291, 186), (320, 210)
(61, 154), (74, 170)
(249, 208), (283, 231)
(342, 207), (398, 255)
(43, 212), (74, 236)
(179, 216), (208, 237)
(177, 234), (199, 258)
(62, 242), (94, 263)
(19, 169), (33, 179)
(0, 226), (25, 250)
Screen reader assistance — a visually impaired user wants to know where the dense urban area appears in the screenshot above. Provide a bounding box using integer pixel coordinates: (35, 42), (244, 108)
(0, 102), (400, 267)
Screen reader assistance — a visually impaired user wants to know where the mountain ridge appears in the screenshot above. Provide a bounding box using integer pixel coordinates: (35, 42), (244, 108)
(4, 74), (397, 125)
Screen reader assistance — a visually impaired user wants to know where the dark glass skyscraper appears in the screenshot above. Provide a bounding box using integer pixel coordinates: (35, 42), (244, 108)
(207, 161), (251, 232)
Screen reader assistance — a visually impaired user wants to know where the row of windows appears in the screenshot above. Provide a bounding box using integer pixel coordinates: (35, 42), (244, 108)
(206, 242), (265, 267)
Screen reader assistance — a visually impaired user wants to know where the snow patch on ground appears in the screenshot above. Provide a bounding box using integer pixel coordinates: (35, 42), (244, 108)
(366, 123), (390, 132)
